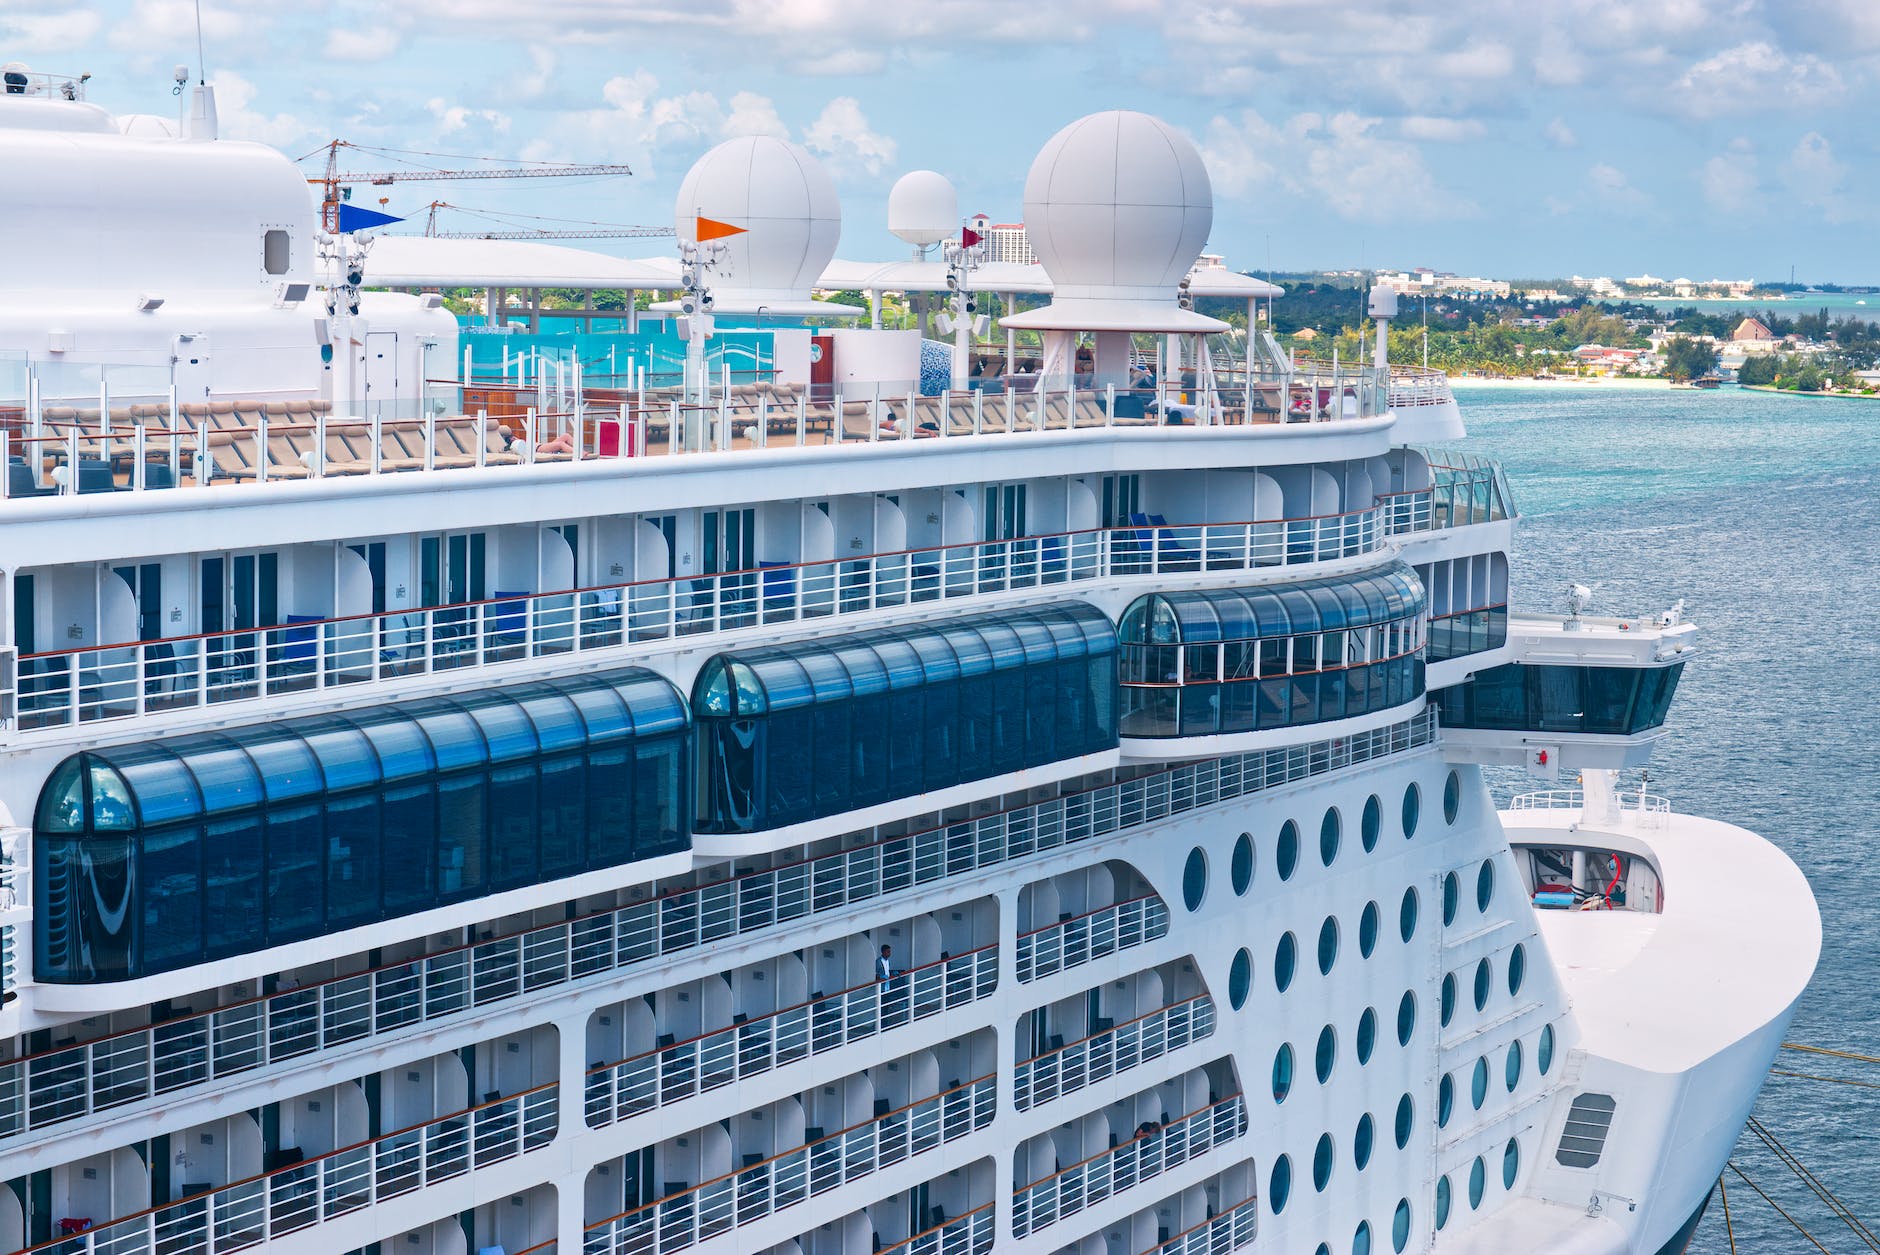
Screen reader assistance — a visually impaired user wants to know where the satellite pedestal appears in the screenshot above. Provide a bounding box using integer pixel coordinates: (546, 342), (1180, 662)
(1368, 284), (1398, 372)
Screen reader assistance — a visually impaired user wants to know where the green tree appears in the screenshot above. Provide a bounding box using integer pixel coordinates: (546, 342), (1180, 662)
(1736, 355), (1779, 386)
(1661, 336), (1719, 382)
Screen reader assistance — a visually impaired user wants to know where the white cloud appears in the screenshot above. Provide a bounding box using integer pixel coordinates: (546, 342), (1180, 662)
(0, 10), (105, 51)
(1700, 141), (1759, 214)
(723, 90), (788, 139)
(804, 96), (896, 176)
(326, 26), (400, 63)
(1670, 41), (1844, 118)
(1544, 118), (1578, 149)
(1203, 108), (1470, 223)
(1588, 162), (1650, 209)
(106, 0), (252, 63)
(1784, 131), (1853, 223)
(426, 98), (513, 137)
(214, 70), (310, 146)
(1401, 116), (1486, 142)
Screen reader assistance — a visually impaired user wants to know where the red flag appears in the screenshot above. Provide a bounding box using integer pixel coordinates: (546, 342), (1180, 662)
(961, 227), (982, 248)
(696, 216), (748, 242)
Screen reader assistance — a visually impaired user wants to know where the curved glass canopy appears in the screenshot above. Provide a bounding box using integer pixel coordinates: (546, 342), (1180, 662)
(694, 601), (1117, 833)
(34, 667), (688, 983)
(1118, 565), (1427, 738)
(1434, 661), (1685, 737)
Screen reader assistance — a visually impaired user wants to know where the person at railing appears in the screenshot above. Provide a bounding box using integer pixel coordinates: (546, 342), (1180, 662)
(876, 944), (895, 982)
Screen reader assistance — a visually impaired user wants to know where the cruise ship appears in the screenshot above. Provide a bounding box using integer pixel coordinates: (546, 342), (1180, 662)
(0, 67), (1821, 1255)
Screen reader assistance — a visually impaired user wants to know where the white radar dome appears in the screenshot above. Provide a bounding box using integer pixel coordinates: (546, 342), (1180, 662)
(672, 135), (850, 317)
(888, 169), (957, 247)
(1023, 110), (1212, 304)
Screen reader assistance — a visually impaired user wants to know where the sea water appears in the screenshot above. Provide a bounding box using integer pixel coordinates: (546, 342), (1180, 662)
(1457, 383), (1880, 1251)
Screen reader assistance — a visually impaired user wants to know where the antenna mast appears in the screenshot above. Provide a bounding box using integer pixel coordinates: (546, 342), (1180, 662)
(193, 0), (206, 83)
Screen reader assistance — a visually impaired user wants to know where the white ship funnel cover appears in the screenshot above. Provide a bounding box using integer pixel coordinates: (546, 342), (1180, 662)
(1002, 110), (1227, 334)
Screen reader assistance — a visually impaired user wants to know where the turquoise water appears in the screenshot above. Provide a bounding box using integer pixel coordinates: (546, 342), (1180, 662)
(1457, 384), (1880, 1251)
(1629, 293), (1880, 323)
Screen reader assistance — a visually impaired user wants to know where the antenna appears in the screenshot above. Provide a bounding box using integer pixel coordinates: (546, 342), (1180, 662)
(193, 0), (207, 83)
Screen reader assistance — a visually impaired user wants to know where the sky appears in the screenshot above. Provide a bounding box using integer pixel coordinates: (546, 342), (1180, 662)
(4, 0), (1878, 283)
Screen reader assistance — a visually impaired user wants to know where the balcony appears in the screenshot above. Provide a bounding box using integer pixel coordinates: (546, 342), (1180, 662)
(1010, 1093), (1247, 1238)
(584, 946), (997, 1126)
(5, 500), (1424, 735)
(1138, 1194), (1258, 1255)
(0, 710), (1434, 1150)
(870, 1203), (995, 1255)
(581, 1075), (994, 1254)
(6, 1084), (555, 1255)
(1015, 995), (1215, 1111)
(1016, 895), (1170, 984)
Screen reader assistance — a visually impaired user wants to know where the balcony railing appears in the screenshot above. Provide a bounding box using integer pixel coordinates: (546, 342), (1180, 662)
(0, 710), (1434, 1150)
(1130, 1194), (1259, 1255)
(8, 1084), (556, 1255)
(1016, 895), (1170, 983)
(6, 503), (1427, 734)
(582, 1074), (995, 1254)
(869, 1202), (995, 1255)
(1011, 1093), (1247, 1238)
(584, 945), (998, 1127)
(1015, 995), (1215, 1111)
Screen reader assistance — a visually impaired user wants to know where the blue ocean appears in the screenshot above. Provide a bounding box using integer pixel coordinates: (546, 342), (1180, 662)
(1457, 383), (1880, 1251)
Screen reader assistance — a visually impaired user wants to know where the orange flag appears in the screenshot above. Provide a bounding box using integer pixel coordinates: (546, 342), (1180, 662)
(696, 216), (748, 242)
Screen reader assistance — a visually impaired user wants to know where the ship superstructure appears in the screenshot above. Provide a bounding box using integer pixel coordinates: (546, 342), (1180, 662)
(0, 85), (1818, 1255)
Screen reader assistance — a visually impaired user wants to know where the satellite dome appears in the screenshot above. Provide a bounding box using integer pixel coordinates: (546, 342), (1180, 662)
(1003, 110), (1225, 332)
(670, 135), (854, 318)
(888, 170), (957, 247)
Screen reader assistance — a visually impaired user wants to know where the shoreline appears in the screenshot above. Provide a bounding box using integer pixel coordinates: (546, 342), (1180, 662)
(1446, 376), (1674, 391)
(1741, 383), (1880, 401)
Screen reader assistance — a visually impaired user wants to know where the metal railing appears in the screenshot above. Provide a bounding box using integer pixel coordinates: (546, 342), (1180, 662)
(1134, 1194), (1259, 1255)
(1015, 995), (1215, 1111)
(8, 504), (1429, 733)
(859, 1201), (995, 1255)
(1509, 788), (1670, 829)
(1011, 1093), (1247, 1238)
(584, 945), (998, 1127)
(1016, 894), (1170, 983)
(9, 1084), (556, 1255)
(582, 1074), (995, 1254)
(0, 710), (1434, 1149)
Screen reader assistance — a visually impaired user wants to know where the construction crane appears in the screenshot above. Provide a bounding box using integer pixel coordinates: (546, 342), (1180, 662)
(419, 200), (675, 241)
(303, 139), (636, 233)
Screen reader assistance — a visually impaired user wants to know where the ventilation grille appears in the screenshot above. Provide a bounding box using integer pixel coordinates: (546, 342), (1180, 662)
(1556, 1092), (1616, 1168)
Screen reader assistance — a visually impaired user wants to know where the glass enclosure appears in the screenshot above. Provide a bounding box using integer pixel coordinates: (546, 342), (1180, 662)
(34, 666), (689, 982)
(1433, 661), (1685, 737)
(1118, 566), (1428, 738)
(693, 602), (1117, 833)
(1420, 449), (1514, 527)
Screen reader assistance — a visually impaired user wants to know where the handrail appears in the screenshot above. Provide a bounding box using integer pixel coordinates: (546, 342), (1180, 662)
(1019, 1092), (1243, 1187)
(1018, 993), (1212, 1067)
(1140, 1193), (1259, 1254)
(872, 1202), (995, 1255)
(1014, 995), (1215, 1111)
(1015, 892), (1163, 942)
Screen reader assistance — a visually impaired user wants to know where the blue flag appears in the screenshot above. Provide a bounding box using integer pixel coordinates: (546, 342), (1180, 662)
(337, 204), (404, 233)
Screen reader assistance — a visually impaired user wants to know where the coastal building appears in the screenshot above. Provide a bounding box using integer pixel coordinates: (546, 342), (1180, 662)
(965, 214), (1036, 266)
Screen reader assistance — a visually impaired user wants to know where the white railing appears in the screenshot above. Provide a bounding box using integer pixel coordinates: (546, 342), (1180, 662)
(10, 1084), (556, 1255)
(1015, 894), (1170, 983)
(582, 1075), (995, 1254)
(1011, 1093), (1247, 1238)
(859, 1201), (995, 1255)
(1386, 368), (1456, 409)
(7, 505), (1424, 733)
(584, 945), (997, 1127)
(1509, 789), (1671, 823)
(1132, 1194), (1259, 1255)
(0, 854), (18, 1003)
(0, 710), (1434, 1149)
(1015, 995), (1215, 1111)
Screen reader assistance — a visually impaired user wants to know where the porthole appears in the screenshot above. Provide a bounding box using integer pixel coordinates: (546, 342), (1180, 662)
(1275, 932), (1298, 992)
(262, 228), (290, 276)
(1316, 1246), (1331, 1255)
(1232, 833), (1255, 896)
(1359, 900), (1380, 958)
(1394, 1094), (1414, 1148)
(1356, 1007), (1378, 1064)
(1354, 1113), (1375, 1170)
(1435, 1176), (1452, 1229)
(1272, 1043), (1295, 1103)
(1438, 1074), (1455, 1127)
(1315, 1025), (1337, 1083)
(1473, 958), (1491, 1011)
(1471, 1056), (1489, 1110)
(1538, 1024), (1556, 1075)
(1317, 916), (1340, 975)
(1361, 794), (1382, 852)
(1277, 820), (1300, 881)
(1229, 948), (1253, 1010)
(1313, 1133), (1335, 1191)
(1320, 807), (1341, 867)
(1468, 1156), (1486, 1208)
(1392, 1200), (1412, 1253)
(1444, 769), (1462, 824)
(1402, 783), (1421, 837)
(1506, 1039), (1523, 1091)
(1440, 973), (1457, 1027)
(1397, 991), (1417, 1045)
(1503, 1137), (1521, 1188)
(1353, 1220), (1373, 1255)
(1183, 847), (1208, 912)
(1508, 943), (1527, 996)
(1270, 1155), (1293, 1213)
(1441, 871), (1459, 925)
(1399, 887), (1419, 942)
(1476, 859), (1495, 912)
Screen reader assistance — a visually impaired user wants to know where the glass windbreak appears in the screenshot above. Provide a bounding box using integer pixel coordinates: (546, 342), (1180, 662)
(1118, 566), (1428, 739)
(1417, 448), (1514, 527)
(693, 601), (1117, 833)
(1433, 662), (1685, 737)
(33, 665), (689, 983)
